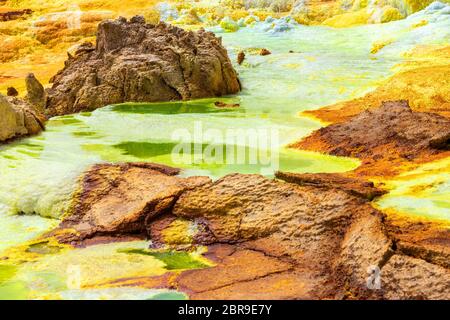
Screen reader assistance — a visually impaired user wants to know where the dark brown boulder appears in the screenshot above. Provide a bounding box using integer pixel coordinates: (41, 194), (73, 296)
(45, 17), (241, 116)
(6, 87), (18, 97)
(237, 51), (245, 65)
(0, 9), (32, 22)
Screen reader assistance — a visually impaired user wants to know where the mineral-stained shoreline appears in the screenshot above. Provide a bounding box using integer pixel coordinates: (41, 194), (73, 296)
(45, 17), (241, 116)
(43, 161), (449, 300)
(293, 100), (450, 178)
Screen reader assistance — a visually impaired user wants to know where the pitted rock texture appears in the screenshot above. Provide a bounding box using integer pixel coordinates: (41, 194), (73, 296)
(0, 94), (45, 142)
(55, 168), (449, 299)
(0, 8), (32, 22)
(293, 100), (450, 177)
(148, 173), (450, 300)
(45, 17), (241, 116)
(56, 162), (211, 243)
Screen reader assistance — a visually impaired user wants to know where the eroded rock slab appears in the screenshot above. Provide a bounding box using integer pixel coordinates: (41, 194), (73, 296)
(56, 162), (211, 243)
(146, 173), (449, 299)
(293, 100), (450, 177)
(0, 94), (45, 143)
(45, 17), (241, 116)
(55, 168), (449, 299)
(381, 254), (450, 300)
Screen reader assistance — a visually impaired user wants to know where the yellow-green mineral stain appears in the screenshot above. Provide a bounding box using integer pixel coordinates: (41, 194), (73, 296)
(119, 249), (210, 271)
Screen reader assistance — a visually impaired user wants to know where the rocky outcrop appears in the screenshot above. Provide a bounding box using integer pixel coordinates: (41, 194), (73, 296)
(55, 165), (449, 299)
(303, 49), (450, 122)
(45, 17), (241, 116)
(6, 87), (18, 97)
(151, 173), (449, 299)
(0, 9), (32, 22)
(25, 73), (46, 112)
(275, 171), (386, 200)
(293, 100), (450, 177)
(56, 162), (211, 243)
(0, 94), (45, 143)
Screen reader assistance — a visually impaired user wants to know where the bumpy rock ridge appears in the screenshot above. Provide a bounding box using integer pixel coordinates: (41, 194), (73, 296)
(45, 16), (241, 116)
(54, 165), (450, 299)
(293, 100), (450, 177)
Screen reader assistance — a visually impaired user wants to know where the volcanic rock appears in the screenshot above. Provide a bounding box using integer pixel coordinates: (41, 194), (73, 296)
(260, 48), (271, 56)
(237, 51), (245, 65)
(0, 94), (45, 143)
(45, 17), (241, 116)
(53, 168), (449, 299)
(275, 171), (386, 200)
(293, 100), (450, 176)
(25, 73), (46, 112)
(0, 9), (32, 22)
(146, 173), (449, 299)
(56, 162), (211, 243)
(6, 87), (18, 97)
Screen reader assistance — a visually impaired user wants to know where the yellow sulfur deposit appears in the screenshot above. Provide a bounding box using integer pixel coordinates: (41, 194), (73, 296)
(162, 219), (198, 246)
(322, 9), (371, 27)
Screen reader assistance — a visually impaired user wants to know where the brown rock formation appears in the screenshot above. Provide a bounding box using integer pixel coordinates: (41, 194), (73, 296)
(237, 51), (245, 65)
(147, 173), (449, 299)
(303, 54), (450, 122)
(385, 213), (450, 269)
(45, 17), (241, 116)
(0, 8), (32, 22)
(57, 164), (449, 299)
(25, 73), (46, 112)
(275, 171), (386, 200)
(260, 48), (271, 56)
(0, 94), (45, 143)
(56, 162), (211, 243)
(292, 100), (450, 177)
(6, 87), (18, 97)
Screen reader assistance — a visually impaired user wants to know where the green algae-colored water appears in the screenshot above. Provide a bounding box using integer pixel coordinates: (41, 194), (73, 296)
(0, 241), (201, 299)
(0, 5), (449, 299)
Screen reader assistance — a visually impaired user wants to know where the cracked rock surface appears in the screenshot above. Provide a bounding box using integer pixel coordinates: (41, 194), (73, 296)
(0, 94), (45, 143)
(45, 16), (241, 116)
(293, 100), (450, 177)
(56, 165), (449, 299)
